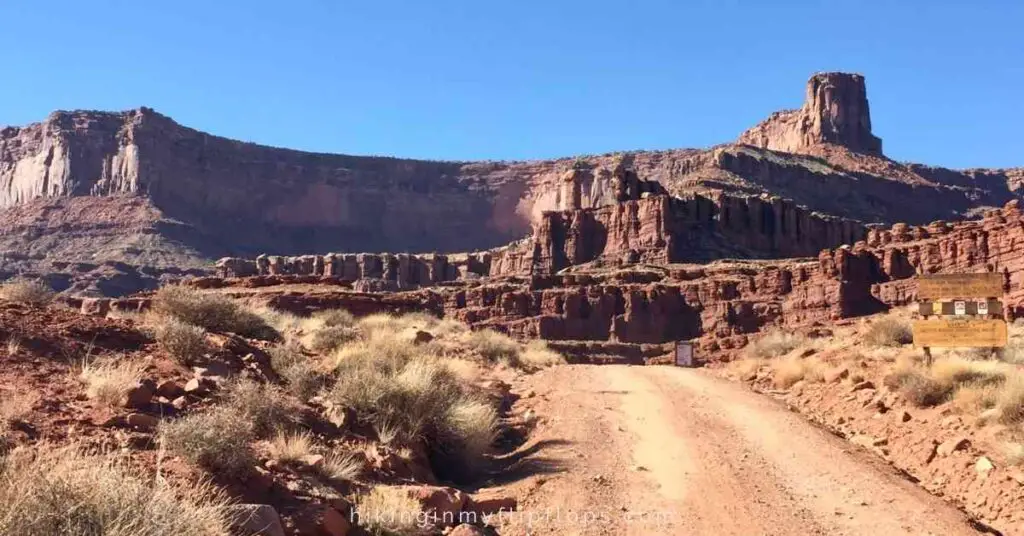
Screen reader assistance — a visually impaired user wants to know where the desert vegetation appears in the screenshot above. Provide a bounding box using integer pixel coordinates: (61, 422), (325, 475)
(152, 286), (276, 340)
(0, 279), (54, 307)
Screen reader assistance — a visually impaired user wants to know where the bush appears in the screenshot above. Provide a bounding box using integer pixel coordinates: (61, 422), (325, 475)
(269, 345), (331, 401)
(311, 309), (356, 328)
(0, 445), (233, 536)
(267, 432), (314, 465)
(321, 450), (363, 483)
(864, 317), (913, 347)
(995, 374), (1024, 424)
(79, 356), (148, 407)
(160, 407), (255, 477)
(310, 325), (362, 354)
(354, 486), (425, 536)
(885, 356), (1007, 408)
(152, 286), (276, 340)
(463, 329), (522, 366)
(0, 279), (54, 307)
(519, 340), (565, 370)
(745, 330), (805, 359)
(154, 318), (209, 365)
(221, 380), (303, 438)
(327, 347), (496, 480)
(771, 357), (824, 388)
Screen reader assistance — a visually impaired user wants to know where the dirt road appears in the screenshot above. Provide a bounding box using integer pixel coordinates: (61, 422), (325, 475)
(495, 365), (984, 535)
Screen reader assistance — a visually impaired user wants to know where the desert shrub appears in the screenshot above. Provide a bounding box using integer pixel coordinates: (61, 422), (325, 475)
(354, 486), (425, 536)
(885, 357), (1007, 408)
(995, 374), (1024, 424)
(0, 391), (36, 427)
(519, 340), (565, 370)
(745, 330), (805, 359)
(154, 317), (209, 364)
(327, 351), (496, 480)
(771, 357), (824, 388)
(310, 325), (362, 354)
(221, 379), (302, 438)
(998, 342), (1024, 365)
(160, 407), (255, 477)
(269, 344), (331, 401)
(864, 316), (913, 347)
(152, 286), (276, 340)
(79, 356), (148, 407)
(320, 450), (363, 482)
(0, 279), (54, 307)
(463, 329), (522, 366)
(0, 445), (233, 536)
(267, 432), (314, 465)
(312, 309), (356, 328)
(953, 383), (1002, 414)
(1002, 442), (1024, 466)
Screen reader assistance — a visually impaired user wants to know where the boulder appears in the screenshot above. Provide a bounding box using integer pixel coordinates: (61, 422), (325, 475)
(937, 437), (970, 457)
(227, 504), (286, 536)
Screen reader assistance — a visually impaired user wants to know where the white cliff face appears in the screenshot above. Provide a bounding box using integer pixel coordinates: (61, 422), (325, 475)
(0, 110), (143, 208)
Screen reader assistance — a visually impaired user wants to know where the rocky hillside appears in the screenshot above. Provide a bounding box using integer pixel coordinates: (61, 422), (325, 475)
(1, 72), (1020, 294)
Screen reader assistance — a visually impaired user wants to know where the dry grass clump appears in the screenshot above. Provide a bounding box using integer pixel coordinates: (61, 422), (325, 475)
(327, 346), (497, 480)
(863, 316), (913, 347)
(463, 329), (522, 366)
(79, 356), (148, 407)
(885, 356), (1011, 408)
(519, 340), (566, 370)
(311, 309), (356, 328)
(160, 407), (255, 477)
(310, 325), (362, 354)
(354, 486), (425, 536)
(321, 450), (363, 482)
(771, 357), (825, 388)
(267, 431), (314, 465)
(221, 379), (303, 438)
(0, 279), (54, 307)
(269, 344), (331, 401)
(745, 330), (805, 359)
(0, 391), (37, 428)
(153, 317), (209, 365)
(152, 286), (276, 340)
(994, 374), (1024, 424)
(0, 445), (233, 536)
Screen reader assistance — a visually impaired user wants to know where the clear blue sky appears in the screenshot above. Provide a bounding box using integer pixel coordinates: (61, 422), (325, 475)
(1, 1), (1021, 169)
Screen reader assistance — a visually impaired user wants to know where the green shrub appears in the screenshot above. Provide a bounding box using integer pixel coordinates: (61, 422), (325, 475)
(152, 286), (276, 340)
(154, 317), (209, 364)
(160, 407), (255, 477)
(864, 316), (913, 347)
(0, 279), (54, 307)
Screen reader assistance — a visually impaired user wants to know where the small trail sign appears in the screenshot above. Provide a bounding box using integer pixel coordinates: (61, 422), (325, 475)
(912, 318), (1007, 347)
(675, 341), (694, 367)
(913, 272), (1007, 361)
(917, 273), (1003, 300)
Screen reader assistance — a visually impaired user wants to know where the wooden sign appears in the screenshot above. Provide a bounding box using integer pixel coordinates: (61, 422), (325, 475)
(675, 341), (694, 367)
(912, 319), (1008, 347)
(918, 299), (1003, 317)
(917, 273), (1003, 300)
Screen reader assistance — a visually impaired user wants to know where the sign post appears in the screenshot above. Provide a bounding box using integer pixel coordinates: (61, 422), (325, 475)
(913, 272), (1007, 364)
(675, 341), (694, 367)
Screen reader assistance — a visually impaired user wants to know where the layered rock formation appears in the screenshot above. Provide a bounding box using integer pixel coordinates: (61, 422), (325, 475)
(739, 72), (882, 155)
(2, 72), (1021, 296)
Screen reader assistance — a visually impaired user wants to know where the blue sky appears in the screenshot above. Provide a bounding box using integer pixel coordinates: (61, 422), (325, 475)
(1, 1), (1021, 168)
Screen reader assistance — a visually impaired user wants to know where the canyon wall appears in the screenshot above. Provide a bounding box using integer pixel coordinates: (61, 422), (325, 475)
(2, 73), (1021, 277)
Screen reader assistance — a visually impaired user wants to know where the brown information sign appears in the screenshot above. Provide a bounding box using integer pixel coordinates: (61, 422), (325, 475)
(912, 319), (1008, 348)
(917, 273), (1003, 300)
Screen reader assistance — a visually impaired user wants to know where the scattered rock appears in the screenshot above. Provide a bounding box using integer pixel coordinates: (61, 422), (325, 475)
(937, 437), (970, 457)
(851, 380), (875, 391)
(465, 492), (517, 516)
(850, 435), (877, 449)
(412, 330), (434, 344)
(449, 525), (488, 536)
(824, 366), (850, 384)
(976, 456), (995, 476)
(170, 396), (189, 410)
(156, 380), (185, 399)
(124, 379), (155, 409)
(227, 504), (286, 536)
(401, 485), (467, 524)
(300, 454), (325, 469)
(184, 377), (215, 396)
(898, 411), (912, 423)
(298, 505), (351, 536)
(125, 413), (160, 432)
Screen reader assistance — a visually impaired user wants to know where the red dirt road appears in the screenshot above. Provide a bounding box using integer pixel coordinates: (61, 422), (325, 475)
(498, 365), (984, 535)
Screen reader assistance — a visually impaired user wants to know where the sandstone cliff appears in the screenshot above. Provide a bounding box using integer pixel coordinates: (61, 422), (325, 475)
(1, 73), (1021, 296)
